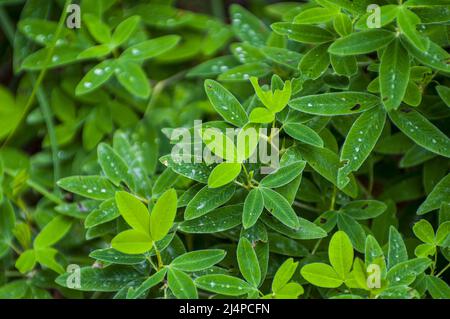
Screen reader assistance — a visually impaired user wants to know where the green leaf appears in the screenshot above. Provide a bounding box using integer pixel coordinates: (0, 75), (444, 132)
(208, 162), (242, 188)
(272, 258), (298, 292)
(260, 161), (306, 188)
(236, 124), (260, 161)
(364, 235), (386, 269)
(179, 205), (242, 233)
(187, 56), (240, 78)
(237, 237), (261, 287)
(89, 248), (146, 265)
(15, 249), (36, 274)
(127, 268), (167, 299)
(260, 188), (300, 229)
(204, 80), (248, 127)
(58, 176), (118, 200)
(380, 39), (410, 110)
(160, 155), (212, 184)
(195, 274), (254, 296)
(387, 226), (408, 269)
(167, 268), (198, 299)
(338, 107), (386, 188)
(84, 13), (111, 44)
(111, 229), (153, 254)
(250, 77), (291, 113)
(387, 258), (432, 286)
(397, 7), (429, 51)
(284, 123), (324, 148)
(56, 266), (144, 292)
(271, 23), (334, 44)
(290, 92), (380, 116)
(262, 215), (327, 240)
(85, 199), (120, 228)
(111, 15), (140, 46)
(249, 107), (274, 123)
(413, 219), (435, 243)
(333, 13), (353, 37)
(436, 85), (450, 107)
(21, 45), (83, 70)
(415, 243), (435, 258)
(301, 263), (343, 288)
(261, 47), (302, 70)
(115, 191), (150, 234)
(230, 42), (264, 64)
(185, 184), (235, 220)
(98, 143), (130, 186)
(150, 188), (177, 241)
(328, 231), (354, 278)
(436, 221), (450, 246)
(243, 188), (264, 229)
(35, 247), (64, 274)
(426, 275), (450, 299)
(18, 18), (68, 45)
(355, 5), (398, 30)
(230, 4), (269, 47)
(388, 108), (450, 158)
(0, 280), (28, 299)
(330, 54), (358, 76)
(401, 37), (450, 73)
(171, 249), (226, 272)
(294, 7), (337, 24)
(115, 60), (151, 99)
(273, 282), (304, 299)
(34, 216), (72, 248)
(328, 29), (395, 55)
(0, 87), (24, 140)
(121, 35), (181, 61)
(340, 200), (387, 220)
(218, 62), (271, 82)
(77, 44), (112, 59)
(337, 214), (366, 252)
(75, 60), (115, 95)
(0, 199), (15, 257)
(297, 144), (358, 198)
(299, 44), (330, 80)
(417, 174), (450, 215)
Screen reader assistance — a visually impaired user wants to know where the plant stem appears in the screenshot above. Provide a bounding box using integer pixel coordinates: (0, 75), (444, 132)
(311, 239), (323, 255)
(1, 0), (71, 149)
(436, 263), (450, 278)
(4, 168), (63, 205)
(153, 243), (164, 270)
(144, 70), (187, 118)
(36, 85), (61, 191)
(329, 186), (337, 210)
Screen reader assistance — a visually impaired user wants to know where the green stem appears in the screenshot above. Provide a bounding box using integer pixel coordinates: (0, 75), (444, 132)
(147, 256), (158, 272)
(0, 6), (15, 44)
(329, 186), (337, 210)
(153, 243), (164, 270)
(144, 70), (187, 118)
(1, 0), (71, 149)
(311, 239), (323, 255)
(4, 168), (63, 205)
(431, 252), (438, 275)
(36, 85), (60, 190)
(436, 263), (450, 278)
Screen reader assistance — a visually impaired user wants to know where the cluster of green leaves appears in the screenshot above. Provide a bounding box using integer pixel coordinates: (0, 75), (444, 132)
(0, 0), (449, 299)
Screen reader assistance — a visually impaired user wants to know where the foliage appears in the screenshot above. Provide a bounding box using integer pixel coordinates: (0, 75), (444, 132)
(0, 0), (449, 300)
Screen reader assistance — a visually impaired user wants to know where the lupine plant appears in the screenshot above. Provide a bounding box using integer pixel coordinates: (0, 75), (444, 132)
(0, 0), (449, 299)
